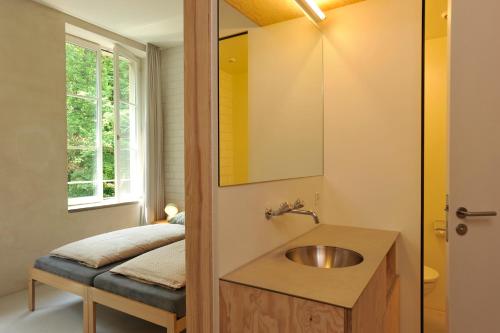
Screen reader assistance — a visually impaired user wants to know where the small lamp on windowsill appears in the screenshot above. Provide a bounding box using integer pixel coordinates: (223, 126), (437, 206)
(164, 203), (179, 222)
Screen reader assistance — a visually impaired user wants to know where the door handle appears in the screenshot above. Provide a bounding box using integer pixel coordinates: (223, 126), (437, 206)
(456, 207), (498, 219)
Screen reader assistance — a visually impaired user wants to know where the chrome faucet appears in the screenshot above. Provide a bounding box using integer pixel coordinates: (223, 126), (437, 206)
(265, 199), (320, 224)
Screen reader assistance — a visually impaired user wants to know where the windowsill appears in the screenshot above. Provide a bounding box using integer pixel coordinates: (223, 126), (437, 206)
(68, 199), (139, 213)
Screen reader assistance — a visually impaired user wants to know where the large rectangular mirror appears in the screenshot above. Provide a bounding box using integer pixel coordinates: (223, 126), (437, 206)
(218, 0), (324, 186)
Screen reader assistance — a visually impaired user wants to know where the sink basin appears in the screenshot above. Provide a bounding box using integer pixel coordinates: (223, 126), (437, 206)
(285, 245), (363, 268)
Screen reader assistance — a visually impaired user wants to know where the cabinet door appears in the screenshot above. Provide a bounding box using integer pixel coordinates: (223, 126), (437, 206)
(220, 280), (345, 333)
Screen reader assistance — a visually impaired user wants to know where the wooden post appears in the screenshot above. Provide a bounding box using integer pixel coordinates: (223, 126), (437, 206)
(184, 0), (214, 332)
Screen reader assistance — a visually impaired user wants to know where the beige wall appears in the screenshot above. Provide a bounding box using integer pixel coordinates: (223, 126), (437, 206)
(0, 0), (140, 296)
(160, 46), (185, 210)
(321, 0), (422, 332)
(424, 36), (447, 312)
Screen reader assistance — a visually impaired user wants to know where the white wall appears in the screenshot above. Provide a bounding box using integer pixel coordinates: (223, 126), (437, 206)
(160, 46), (185, 210)
(321, 0), (422, 332)
(0, 0), (141, 296)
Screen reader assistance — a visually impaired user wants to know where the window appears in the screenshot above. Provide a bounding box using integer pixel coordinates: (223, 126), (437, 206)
(66, 36), (139, 207)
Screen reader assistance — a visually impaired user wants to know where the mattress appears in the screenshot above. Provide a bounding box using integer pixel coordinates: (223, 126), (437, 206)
(50, 224), (185, 268)
(111, 240), (186, 290)
(94, 272), (186, 318)
(34, 256), (122, 286)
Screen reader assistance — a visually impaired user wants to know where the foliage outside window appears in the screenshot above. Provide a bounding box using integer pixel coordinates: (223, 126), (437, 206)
(66, 36), (139, 206)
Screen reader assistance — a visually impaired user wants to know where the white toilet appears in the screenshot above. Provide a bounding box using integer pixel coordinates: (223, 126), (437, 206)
(424, 265), (440, 295)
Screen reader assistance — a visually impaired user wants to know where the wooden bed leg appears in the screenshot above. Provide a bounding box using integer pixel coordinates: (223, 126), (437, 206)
(165, 313), (176, 333)
(87, 300), (96, 333)
(28, 274), (35, 312)
(82, 289), (94, 333)
(83, 299), (89, 333)
(87, 289), (96, 333)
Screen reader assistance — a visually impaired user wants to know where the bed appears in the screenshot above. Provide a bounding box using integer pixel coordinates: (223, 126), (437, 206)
(89, 240), (187, 332)
(29, 259), (186, 333)
(29, 256), (116, 332)
(89, 272), (186, 333)
(29, 224), (186, 333)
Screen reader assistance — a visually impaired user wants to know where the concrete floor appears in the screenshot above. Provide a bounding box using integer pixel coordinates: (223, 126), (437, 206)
(0, 284), (166, 333)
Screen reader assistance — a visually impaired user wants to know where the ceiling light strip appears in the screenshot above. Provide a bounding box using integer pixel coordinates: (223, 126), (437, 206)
(294, 0), (326, 22)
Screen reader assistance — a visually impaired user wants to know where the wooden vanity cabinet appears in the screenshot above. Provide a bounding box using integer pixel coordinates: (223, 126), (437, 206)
(220, 245), (399, 333)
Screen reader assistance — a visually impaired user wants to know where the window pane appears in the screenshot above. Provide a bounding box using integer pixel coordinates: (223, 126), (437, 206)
(67, 96), (97, 148)
(118, 102), (136, 197)
(119, 57), (136, 104)
(66, 43), (97, 97)
(102, 102), (115, 198)
(67, 146), (96, 182)
(103, 180), (115, 198)
(67, 95), (98, 199)
(67, 148), (97, 198)
(101, 51), (114, 103)
(68, 182), (97, 199)
(101, 51), (115, 199)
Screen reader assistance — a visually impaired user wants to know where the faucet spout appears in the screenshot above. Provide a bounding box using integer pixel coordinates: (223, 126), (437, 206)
(288, 209), (320, 224)
(265, 199), (320, 224)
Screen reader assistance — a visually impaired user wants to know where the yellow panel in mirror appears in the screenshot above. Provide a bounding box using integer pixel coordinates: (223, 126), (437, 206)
(224, 0), (365, 26)
(219, 33), (249, 186)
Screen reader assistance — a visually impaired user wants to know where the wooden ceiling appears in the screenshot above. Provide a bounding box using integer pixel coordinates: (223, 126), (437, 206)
(224, 0), (365, 26)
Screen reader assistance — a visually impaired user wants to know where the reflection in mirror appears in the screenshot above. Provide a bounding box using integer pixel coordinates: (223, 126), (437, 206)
(219, 0), (325, 186)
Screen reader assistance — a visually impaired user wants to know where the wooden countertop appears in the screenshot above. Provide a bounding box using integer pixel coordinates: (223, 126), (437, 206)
(220, 224), (399, 309)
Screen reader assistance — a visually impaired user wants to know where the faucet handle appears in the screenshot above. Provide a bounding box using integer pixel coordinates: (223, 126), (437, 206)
(278, 202), (292, 213)
(265, 202), (291, 220)
(292, 199), (305, 209)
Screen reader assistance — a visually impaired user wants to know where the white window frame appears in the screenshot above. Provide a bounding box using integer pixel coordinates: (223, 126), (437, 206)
(66, 35), (140, 207)
(113, 45), (141, 202)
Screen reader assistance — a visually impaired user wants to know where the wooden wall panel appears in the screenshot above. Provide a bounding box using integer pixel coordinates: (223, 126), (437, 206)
(220, 280), (345, 333)
(184, 0), (213, 332)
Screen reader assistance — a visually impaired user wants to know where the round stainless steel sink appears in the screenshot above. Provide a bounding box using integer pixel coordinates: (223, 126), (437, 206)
(285, 245), (363, 268)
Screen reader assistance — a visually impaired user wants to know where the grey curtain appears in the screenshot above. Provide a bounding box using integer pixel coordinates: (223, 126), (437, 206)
(144, 43), (166, 224)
